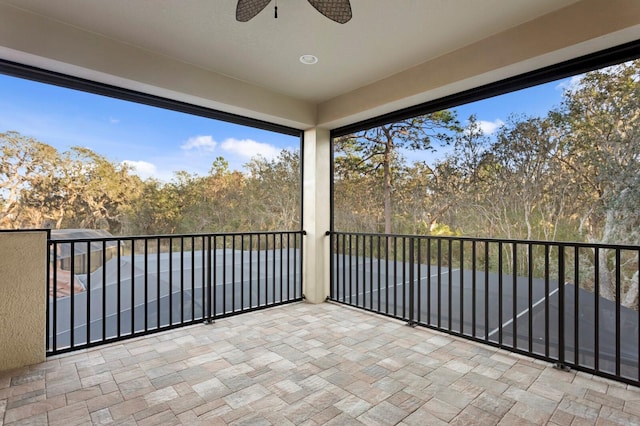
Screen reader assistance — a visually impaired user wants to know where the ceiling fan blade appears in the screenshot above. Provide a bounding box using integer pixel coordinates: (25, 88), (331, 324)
(236, 0), (272, 22)
(307, 0), (352, 24)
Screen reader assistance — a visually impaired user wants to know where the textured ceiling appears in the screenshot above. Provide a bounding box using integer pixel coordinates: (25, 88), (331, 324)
(0, 0), (580, 103)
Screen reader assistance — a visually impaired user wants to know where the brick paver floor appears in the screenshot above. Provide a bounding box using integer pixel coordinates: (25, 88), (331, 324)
(2, 302), (640, 425)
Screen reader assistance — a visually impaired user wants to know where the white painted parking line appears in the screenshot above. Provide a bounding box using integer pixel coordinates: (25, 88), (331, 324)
(345, 268), (460, 298)
(487, 286), (560, 338)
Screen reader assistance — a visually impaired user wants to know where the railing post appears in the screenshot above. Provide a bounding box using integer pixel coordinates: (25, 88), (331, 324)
(204, 235), (214, 324)
(407, 237), (417, 327)
(555, 244), (569, 371)
(46, 230), (51, 353)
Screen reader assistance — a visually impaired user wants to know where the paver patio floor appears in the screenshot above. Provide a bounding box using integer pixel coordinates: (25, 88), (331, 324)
(2, 302), (640, 425)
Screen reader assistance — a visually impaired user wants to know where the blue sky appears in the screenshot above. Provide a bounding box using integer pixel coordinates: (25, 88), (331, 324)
(400, 76), (577, 164)
(0, 74), (300, 181)
(0, 72), (575, 180)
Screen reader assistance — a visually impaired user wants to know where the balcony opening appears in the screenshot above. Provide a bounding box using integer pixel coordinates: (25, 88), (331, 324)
(0, 63), (305, 354)
(330, 49), (640, 386)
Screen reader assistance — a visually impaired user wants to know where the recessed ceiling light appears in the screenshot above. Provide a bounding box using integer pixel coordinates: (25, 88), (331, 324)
(299, 55), (318, 65)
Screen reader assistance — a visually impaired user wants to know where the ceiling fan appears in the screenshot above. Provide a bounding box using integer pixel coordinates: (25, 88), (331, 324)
(236, 0), (352, 24)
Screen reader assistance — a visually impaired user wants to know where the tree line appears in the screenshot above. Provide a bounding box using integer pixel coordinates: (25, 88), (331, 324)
(2, 60), (639, 245)
(3, 60), (638, 247)
(335, 60), (640, 249)
(0, 135), (300, 235)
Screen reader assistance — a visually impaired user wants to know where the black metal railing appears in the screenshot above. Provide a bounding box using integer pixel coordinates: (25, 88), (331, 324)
(330, 231), (640, 387)
(47, 230), (304, 355)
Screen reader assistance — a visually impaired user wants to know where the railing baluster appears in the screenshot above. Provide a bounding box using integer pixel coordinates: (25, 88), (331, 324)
(257, 234), (267, 306)
(341, 233), (345, 303)
(180, 238), (184, 324)
(437, 238), (442, 329)
(250, 234), (254, 307)
(241, 235), (245, 310)
(369, 235), (374, 310)
(232, 235), (236, 313)
(484, 241), (489, 341)
(594, 246), (600, 372)
(544, 244), (550, 358)
(408, 237), (415, 325)
(616, 248), (621, 377)
(117, 240), (121, 338)
(460, 240), (464, 335)
(286, 233), (290, 302)
(211, 235), (216, 320)
(528, 243), (533, 353)
(131, 239), (136, 334)
(201, 236), (206, 321)
(385, 236), (389, 315)
(574, 245), (579, 366)
(377, 235), (381, 312)
(402, 237), (406, 319)
(417, 238), (421, 324)
(298, 232), (302, 299)
(427, 237), (431, 326)
(472, 240), (476, 337)
(356, 235), (360, 308)
(102, 240), (107, 339)
(156, 238), (161, 329)
(86, 241), (91, 345)
(46, 236), (51, 352)
(448, 239), (452, 331)
(169, 237), (173, 326)
(349, 234), (353, 305)
(70, 241), (75, 349)
(223, 235), (227, 313)
(272, 233), (277, 304)
(558, 244), (566, 369)
(394, 236), (398, 318)
(513, 242), (517, 349)
(191, 236), (195, 321)
(498, 241), (503, 345)
(144, 238), (148, 331)
(53, 242), (58, 352)
(279, 233), (283, 304)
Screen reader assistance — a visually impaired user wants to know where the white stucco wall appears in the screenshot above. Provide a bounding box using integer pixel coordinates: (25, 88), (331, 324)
(0, 231), (47, 371)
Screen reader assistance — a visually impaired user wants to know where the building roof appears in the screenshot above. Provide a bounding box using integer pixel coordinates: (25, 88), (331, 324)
(50, 229), (117, 260)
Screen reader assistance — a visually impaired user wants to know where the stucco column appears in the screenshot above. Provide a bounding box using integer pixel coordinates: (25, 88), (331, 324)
(0, 230), (47, 371)
(302, 127), (331, 303)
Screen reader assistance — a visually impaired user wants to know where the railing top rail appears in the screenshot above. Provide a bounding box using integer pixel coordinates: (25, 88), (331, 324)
(0, 228), (51, 234)
(329, 230), (640, 251)
(48, 229), (306, 244)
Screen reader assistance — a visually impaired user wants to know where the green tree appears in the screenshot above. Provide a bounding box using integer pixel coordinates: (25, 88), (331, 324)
(21, 146), (142, 233)
(128, 179), (182, 235)
(556, 60), (640, 305)
(337, 112), (459, 234)
(244, 150), (300, 230)
(0, 131), (59, 228)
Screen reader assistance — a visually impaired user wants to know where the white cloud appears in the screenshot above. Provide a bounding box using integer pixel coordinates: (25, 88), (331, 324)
(556, 74), (584, 93)
(109, 117), (120, 124)
(477, 119), (504, 135)
(181, 135), (217, 152)
(220, 138), (280, 160)
(122, 160), (158, 180)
